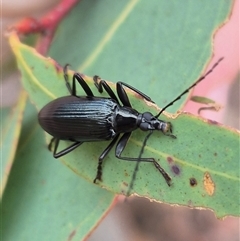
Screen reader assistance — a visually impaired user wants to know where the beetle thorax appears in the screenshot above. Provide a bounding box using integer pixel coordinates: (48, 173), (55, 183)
(113, 106), (140, 133)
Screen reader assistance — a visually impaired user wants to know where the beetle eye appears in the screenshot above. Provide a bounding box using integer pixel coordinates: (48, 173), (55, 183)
(142, 112), (153, 120)
(139, 122), (150, 131)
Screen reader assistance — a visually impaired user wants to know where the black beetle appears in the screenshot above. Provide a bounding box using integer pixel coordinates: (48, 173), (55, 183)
(38, 58), (223, 186)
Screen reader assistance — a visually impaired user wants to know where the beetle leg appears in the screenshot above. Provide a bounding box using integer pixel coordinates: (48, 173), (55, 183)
(63, 65), (94, 97)
(116, 82), (132, 107)
(117, 82), (155, 106)
(93, 76), (120, 105)
(93, 75), (103, 93)
(94, 134), (120, 183)
(73, 73), (94, 97)
(49, 137), (84, 158)
(115, 132), (171, 186)
(48, 137), (56, 151)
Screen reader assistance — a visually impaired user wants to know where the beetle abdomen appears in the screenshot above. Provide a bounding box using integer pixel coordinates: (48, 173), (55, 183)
(38, 96), (117, 141)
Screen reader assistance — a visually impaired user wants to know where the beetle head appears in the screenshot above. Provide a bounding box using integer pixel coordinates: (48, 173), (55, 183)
(139, 112), (176, 138)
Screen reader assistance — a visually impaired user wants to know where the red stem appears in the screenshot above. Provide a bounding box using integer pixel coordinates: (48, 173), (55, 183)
(13, 0), (79, 55)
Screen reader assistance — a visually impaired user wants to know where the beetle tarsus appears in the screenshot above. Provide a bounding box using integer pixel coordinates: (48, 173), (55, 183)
(48, 137), (55, 151)
(153, 161), (172, 186)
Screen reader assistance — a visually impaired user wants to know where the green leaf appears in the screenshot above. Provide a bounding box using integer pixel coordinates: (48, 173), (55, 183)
(2, 98), (115, 241)
(10, 29), (239, 219)
(0, 91), (27, 198)
(49, 0), (233, 113)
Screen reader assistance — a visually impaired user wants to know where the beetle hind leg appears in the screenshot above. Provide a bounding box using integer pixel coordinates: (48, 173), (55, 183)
(48, 137), (84, 158)
(115, 132), (172, 187)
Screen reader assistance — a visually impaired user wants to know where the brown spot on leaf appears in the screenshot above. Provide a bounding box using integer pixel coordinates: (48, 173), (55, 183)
(171, 165), (180, 175)
(203, 172), (215, 196)
(189, 177), (197, 187)
(124, 170), (129, 177)
(167, 156), (174, 163)
(68, 230), (76, 241)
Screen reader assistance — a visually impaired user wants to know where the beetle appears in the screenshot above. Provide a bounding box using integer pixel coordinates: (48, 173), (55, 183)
(38, 58), (223, 186)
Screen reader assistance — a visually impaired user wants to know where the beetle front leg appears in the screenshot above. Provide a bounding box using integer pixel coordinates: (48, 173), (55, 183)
(117, 82), (155, 106)
(115, 132), (172, 186)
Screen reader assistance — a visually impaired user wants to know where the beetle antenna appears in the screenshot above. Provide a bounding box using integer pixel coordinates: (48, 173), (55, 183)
(155, 57), (224, 118)
(126, 130), (153, 196)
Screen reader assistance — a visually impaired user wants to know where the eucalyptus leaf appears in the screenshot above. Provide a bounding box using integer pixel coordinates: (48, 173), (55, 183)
(9, 32), (239, 218)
